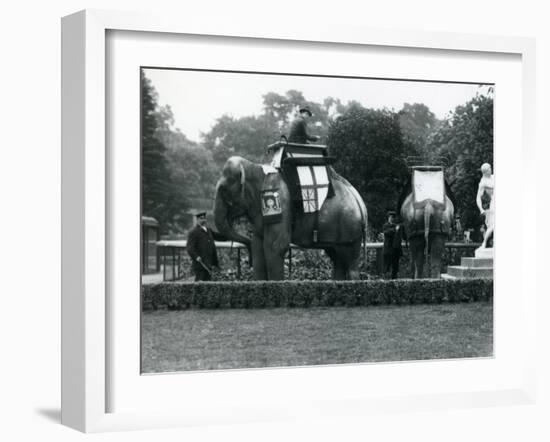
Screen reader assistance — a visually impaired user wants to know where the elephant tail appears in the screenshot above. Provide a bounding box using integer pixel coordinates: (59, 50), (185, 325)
(357, 199), (367, 263)
(347, 184), (368, 264)
(362, 223), (367, 265)
(360, 200), (368, 265)
(424, 201), (433, 263)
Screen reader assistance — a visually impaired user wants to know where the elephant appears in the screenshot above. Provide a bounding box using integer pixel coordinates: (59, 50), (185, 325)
(399, 171), (455, 279)
(213, 156), (368, 280)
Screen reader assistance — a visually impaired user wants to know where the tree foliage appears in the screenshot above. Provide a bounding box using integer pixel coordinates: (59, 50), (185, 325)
(262, 90), (305, 126)
(202, 114), (277, 167)
(203, 90), (338, 168)
(328, 103), (410, 230)
(398, 103), (439, 160)
(426, 91), (493, 229)
(157, 128), (218, 210)
(141, 72), (176, 231)
(142, 72), (219, 234)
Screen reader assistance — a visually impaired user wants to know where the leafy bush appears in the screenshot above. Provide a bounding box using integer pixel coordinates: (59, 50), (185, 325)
(142, 278), (492, 310)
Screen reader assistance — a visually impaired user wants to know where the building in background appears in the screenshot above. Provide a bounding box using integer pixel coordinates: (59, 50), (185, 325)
(141, 216), (160, 274)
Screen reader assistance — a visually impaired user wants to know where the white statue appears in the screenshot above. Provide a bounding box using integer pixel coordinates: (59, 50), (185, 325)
(476, 163), (494, 249)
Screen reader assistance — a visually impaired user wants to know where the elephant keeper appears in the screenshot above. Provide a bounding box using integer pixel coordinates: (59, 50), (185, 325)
(382, 211), (404, 279)
(186, 211), (220, 281)
(288, 106), (321, 144)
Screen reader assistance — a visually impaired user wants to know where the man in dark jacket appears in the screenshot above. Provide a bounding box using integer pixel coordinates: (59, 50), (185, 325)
(288, 106), (320, 144)
(382, 211), (404, 279)
(186, 211), (219, 281)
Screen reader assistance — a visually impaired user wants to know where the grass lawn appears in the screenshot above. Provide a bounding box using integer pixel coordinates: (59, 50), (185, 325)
(141, 303), (493, 373)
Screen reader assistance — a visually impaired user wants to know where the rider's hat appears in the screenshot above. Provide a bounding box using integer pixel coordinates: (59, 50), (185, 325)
(299, 106), (312, 117)
(387, 210), (396, 217)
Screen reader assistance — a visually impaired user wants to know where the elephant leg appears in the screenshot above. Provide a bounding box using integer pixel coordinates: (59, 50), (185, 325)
(347, 260), (360, 280)
(325, 248), (347, 280)
(412, 240), (424, 279)
(324, 248), (337, 279)
(428, 235), (445, 279)
(416, 248), (426, 279)
(344, 244), (361, 280)
(333, 263), (348, 280)
(408, 245), (416, 278)
(251, 234), (267, 280)
(264, 246), (286, 280)
(328, 245), (361, 280)
(263, 226), (290, 281)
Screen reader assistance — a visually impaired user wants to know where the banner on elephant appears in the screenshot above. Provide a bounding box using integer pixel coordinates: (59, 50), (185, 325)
(296, 165), (330, 213)
(412, 168), (446, 209)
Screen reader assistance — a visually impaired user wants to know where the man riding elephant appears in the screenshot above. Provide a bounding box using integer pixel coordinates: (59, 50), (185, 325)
(288, 106), (321, 144)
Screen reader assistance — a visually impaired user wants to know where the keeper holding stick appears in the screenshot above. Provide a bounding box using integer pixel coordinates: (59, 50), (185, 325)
(187, 211), (220, 281)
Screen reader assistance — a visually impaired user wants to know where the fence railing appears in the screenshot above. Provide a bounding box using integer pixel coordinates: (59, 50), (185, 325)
(156, 240), (481, 282)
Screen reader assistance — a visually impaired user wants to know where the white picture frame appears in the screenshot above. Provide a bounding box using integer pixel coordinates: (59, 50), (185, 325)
(61, 9), (537, 433)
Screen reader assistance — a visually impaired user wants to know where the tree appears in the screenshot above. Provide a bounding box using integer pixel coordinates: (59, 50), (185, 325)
(203, 90), (341, 169)
(262, 90), (304, 127)
(427, 91), (493, 230)
(202, 114), (278, 167)
(398, 103), (438, 160)
(141, 71), (176, 231)
(158, 128), (218, 206)
(327, 103), (409, 231)
(142, 72), (220, 234)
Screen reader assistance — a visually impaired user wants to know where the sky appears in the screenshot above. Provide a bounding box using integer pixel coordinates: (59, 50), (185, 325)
(144, 68), (491, 143)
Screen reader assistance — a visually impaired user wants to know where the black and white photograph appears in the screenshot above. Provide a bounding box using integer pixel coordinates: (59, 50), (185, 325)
(140, 67), (494, 373)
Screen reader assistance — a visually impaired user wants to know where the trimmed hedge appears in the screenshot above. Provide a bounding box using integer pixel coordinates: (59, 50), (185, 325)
(142, 278), (493, 310)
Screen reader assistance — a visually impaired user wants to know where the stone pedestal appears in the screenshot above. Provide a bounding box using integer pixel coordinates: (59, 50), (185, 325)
(442, 247), (493, 279)
(475, 247), (493, 259)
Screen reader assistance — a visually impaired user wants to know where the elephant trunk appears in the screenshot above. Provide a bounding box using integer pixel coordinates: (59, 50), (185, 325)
(213, 188), (251, 249)
(424, 201), (433, 264)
